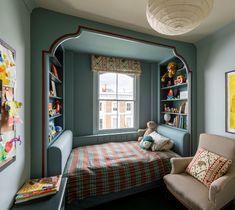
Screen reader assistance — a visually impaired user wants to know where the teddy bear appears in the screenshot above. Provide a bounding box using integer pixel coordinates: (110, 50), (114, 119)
(137, 121), (157, 142)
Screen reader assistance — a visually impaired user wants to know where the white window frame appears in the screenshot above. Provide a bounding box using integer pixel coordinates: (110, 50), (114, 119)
(99, 118), (103, 130)
(125, 116), (133, 128)
(93, 72), (139, 134)
(112, 101), (117, 112)
(99, 102), (103, 111)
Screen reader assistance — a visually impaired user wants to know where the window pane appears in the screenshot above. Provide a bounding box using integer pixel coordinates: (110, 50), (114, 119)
(99, 100), (117, 130)
(118, 74), (134, 100)
(118, 101), (134, 128)
(99, 73), (117, 100)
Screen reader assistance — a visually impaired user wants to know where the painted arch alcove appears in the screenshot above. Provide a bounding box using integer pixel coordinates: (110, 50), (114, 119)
(41, 26), (192, 177)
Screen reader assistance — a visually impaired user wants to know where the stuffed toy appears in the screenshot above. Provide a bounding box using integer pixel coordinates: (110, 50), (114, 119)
(161, 62), (177, 86)
(174, 75), (186, 85)
(137, 121), (157, 142)
(139, 135), (154, 150)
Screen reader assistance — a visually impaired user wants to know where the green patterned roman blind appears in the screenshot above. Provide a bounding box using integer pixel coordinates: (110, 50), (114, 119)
(91, 55), (142, 76)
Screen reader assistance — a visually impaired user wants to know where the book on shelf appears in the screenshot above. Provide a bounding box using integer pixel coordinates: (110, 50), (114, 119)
(51, 64), (59, 79)
(50, 80), (57, 97)
(15, 175), (62, 204)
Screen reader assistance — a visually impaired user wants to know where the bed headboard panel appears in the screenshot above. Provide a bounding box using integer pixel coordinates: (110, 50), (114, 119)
(157, 125), (190, 157)
(47, 130), (73, 176)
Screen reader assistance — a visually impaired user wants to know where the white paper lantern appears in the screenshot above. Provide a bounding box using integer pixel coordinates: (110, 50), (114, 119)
(146, 0), (214, 35)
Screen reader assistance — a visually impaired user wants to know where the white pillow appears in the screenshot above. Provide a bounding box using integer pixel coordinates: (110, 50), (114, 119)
(149, 131), (173, 151)
(149, 131), (169, 142)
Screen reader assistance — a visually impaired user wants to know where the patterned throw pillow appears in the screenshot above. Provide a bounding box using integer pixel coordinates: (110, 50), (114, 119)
(186, 148), (232, 187)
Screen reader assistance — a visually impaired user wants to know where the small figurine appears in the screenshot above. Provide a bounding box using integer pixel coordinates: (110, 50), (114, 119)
(54, 100), (62, 114)
(55, 126), (62, 132)
(167, 89), (174, 100)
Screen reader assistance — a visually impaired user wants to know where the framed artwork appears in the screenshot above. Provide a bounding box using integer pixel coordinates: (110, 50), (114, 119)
(225, 70), (235, 133)
(0, 38), (19, 171)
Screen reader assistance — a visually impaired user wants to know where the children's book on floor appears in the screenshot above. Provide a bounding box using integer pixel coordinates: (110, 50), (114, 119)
(15, 175), (62, 204)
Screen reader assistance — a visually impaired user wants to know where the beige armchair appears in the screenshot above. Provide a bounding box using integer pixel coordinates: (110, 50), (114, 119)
(164, 133), (235, 210)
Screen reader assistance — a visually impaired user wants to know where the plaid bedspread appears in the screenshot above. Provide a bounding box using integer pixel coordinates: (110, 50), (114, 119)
(64, 141), (179, 203)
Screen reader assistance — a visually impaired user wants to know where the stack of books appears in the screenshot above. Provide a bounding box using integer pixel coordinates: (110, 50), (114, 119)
(15, 175), (62, 204)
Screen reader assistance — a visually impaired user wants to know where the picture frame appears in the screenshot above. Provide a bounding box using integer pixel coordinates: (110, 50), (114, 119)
(0, 38), (17, 171)
(225, 70), (235, 133)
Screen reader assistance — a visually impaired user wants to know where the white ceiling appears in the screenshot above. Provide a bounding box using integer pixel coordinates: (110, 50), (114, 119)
(34, 0), (235, 43)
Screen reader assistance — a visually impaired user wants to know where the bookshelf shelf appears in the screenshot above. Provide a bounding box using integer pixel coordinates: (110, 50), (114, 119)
(49, 72), (62, 83)
(161, 112), (187, 116)
(49, 114), (62, 120)
(161, 98), (188, 102)
(49, 96), (63, 100)
(161, 83), (187, 90)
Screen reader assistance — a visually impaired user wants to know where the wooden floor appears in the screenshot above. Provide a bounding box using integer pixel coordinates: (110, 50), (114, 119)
(87, 187), (235, 210)
(87, 187), (187, 210)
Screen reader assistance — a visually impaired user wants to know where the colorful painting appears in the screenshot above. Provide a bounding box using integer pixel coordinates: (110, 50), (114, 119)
(0, 38), (20, 171)
(226, 70), (235, 133)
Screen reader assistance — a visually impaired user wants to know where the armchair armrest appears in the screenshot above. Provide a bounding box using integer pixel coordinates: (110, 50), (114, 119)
(170, 157), (193, 174)
(209, 170), (235, 203)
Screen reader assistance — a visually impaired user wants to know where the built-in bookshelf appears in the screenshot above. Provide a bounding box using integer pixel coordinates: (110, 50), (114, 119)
(44, 46), (65, 149)
(48, 47), (64, 146)
(159, 56), (190, 132)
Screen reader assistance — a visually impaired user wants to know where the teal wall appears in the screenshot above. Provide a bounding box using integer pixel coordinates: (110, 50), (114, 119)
(31, 8), (196, 177)
(0, 1), (31, 209)
(196, 21), (235, 141)
(64, 51), (157, 136)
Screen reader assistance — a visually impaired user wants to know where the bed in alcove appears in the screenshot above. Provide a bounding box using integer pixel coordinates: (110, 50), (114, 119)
(43, 28), (192, 209)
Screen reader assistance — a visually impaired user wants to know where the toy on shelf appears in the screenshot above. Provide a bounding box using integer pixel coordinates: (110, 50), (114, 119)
(163, 104), (179, 113)
(164, 114), (171, 124)
(54, 100), (62, 114)
(161, 62), (177, 87)
(49, 121), (56, 142)
(167, 89), (174, 100)
(55, 126), (62, 133)
(174, 75), (186, 85)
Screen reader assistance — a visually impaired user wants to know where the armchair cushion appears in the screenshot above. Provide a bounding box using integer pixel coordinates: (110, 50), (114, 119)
(164, 173), (213, 210)
(186, 148), (232, 187)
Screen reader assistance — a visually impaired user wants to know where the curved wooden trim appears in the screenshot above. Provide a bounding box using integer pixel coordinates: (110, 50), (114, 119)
(47, 26), (178, 54)
(42, 25), (193, 176)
